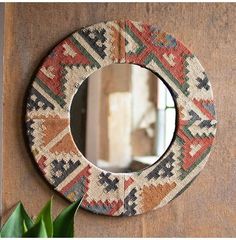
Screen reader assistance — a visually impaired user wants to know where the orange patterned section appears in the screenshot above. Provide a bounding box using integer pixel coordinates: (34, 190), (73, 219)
(42, 117), (69, 145)
(50, 132), (78, 154)
(141, 182), (176, 213)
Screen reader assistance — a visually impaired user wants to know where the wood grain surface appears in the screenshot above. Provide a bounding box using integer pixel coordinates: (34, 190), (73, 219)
(1, 3), (236, 237)
(0, 3), (4, 223)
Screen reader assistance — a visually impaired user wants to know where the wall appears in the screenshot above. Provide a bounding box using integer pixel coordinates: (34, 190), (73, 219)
(0, 3), (4, 222)
(1, 3), (236, 237)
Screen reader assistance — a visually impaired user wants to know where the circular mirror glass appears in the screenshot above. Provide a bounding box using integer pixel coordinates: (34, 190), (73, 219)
(70, 64), (176, 173)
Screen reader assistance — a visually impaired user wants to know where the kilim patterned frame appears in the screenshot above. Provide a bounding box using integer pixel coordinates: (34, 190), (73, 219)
(25, 20), (217, 216)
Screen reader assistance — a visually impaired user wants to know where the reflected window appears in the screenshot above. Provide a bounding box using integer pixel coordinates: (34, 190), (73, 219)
(130, 65), (176, 168)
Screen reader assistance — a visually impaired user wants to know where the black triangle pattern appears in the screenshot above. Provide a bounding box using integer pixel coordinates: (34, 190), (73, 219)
(27, 87), (55, 111)
(26, 119), (35, 148)
(79, 27), (107, 59)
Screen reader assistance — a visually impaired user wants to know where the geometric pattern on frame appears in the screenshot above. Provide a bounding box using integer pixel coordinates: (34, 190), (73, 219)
(25, 20), (217, 216)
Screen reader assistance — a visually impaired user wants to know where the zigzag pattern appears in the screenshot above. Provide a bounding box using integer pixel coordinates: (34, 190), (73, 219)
(50, 159), (81, 187)
(79, 27), (107, 59)
(82, 198), (123, 216)
(25, 20), (217, 217)
(27, 87), (55, 111)
(26, 119), (35, 148)
(123, 188), (137, 216)
(60, 165), (91, 201)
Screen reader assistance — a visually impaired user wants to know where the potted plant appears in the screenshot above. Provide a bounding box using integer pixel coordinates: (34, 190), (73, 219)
(0, 197), (82, 238)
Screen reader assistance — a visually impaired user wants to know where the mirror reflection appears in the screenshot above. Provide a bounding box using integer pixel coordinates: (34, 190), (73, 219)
(70, 64), (176, 173)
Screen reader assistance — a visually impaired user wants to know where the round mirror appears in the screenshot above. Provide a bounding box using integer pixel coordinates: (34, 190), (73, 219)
(70, 64), (176, 173)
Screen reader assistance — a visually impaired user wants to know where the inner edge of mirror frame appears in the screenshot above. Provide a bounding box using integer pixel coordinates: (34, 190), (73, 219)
(69, 62), (179, 174)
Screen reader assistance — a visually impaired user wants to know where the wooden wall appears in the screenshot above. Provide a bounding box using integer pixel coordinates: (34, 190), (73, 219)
(0, 3), (4, 221)
(1, 3), (236, 237)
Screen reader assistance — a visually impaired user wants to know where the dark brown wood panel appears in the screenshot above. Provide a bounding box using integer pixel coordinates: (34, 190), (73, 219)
(1, 3), (236, 237)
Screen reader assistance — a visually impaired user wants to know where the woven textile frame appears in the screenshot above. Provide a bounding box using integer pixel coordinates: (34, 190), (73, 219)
(25, 20), (217, 216)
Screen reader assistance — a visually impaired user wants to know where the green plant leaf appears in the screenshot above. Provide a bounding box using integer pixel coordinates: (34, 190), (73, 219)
(23, 219), (48, 238)
(34, 198), (53, 237)
(53, 198), (82, 238)
(0, 202), (34, 238)
(23, 220), (28, 234)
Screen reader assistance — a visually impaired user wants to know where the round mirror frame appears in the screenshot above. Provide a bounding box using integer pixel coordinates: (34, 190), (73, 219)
(25, 20), (217, 216)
